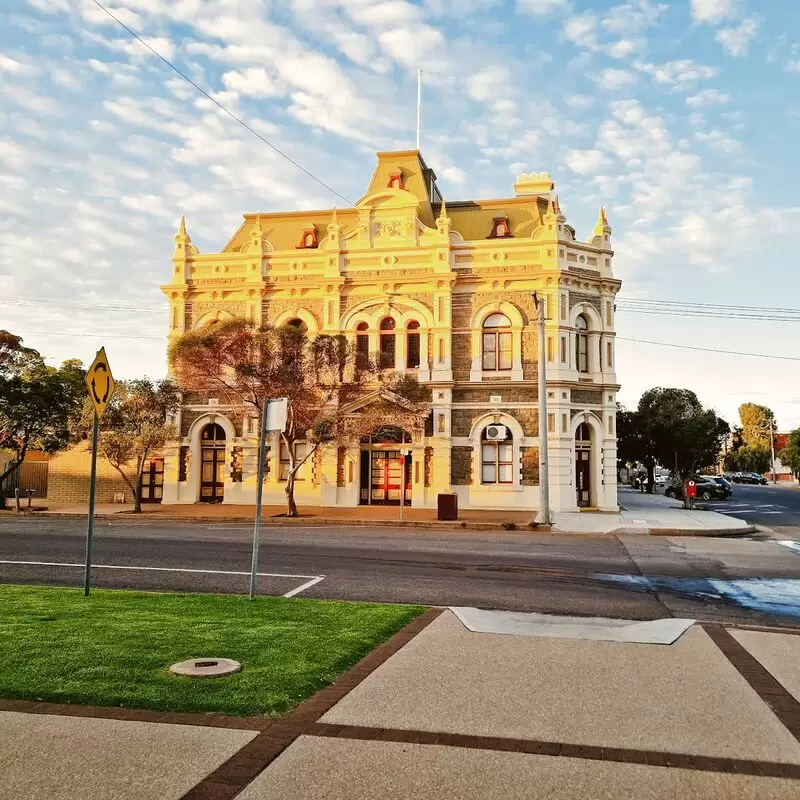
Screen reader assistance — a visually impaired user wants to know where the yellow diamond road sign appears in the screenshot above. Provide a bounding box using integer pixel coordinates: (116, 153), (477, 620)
(86, 348), (116, 418)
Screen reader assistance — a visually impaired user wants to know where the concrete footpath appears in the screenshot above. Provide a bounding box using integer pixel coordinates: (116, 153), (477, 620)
(2, 608), (799, 799)
(21, 488), (753, 536)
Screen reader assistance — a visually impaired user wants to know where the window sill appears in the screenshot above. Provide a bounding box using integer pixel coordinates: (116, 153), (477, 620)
(475, 484), (524, 492)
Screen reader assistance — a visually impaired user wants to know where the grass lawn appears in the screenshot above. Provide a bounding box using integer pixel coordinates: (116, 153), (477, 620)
(0, 585), (424, 717)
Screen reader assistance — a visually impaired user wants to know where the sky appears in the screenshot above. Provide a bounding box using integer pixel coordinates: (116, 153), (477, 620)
(2, 0), (800, 430)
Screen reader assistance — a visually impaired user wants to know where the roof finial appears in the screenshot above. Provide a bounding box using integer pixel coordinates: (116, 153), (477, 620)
(177, 215), (187, 236)
(438, 198), (447, 219)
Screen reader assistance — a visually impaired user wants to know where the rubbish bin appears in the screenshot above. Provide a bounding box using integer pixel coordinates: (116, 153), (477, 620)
(437, 492), (458, 521)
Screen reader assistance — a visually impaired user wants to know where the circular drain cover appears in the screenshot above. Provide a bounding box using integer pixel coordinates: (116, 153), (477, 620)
(169, 658), (241, 678)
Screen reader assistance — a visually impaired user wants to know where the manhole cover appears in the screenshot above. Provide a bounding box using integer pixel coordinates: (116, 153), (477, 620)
(169, 658), (241, 678)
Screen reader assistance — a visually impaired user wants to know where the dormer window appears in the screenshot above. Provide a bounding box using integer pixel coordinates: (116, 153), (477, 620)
(488, 216), (512, 239)
(387, 170), (404, 190)
(296, 226), (318, 249)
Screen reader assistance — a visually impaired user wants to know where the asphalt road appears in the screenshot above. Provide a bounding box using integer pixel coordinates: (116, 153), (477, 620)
(697, 483), (800, 529)
(1, 515), (799, 626)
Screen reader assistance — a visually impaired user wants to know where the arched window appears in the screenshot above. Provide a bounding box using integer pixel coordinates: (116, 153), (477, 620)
(379, 317), (396, 369)
(481, 425), (513, 485)
(576, 314), (589, 373)
(406, 320), (420, 369)
(482, 313), (512, 371)
(356, 322), (369, 369)
(285, 318), (307, 332)
(576, 422), (591, 443)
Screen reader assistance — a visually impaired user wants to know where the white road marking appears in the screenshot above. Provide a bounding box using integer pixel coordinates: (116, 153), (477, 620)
(777, 541), (800, 556)
(0, 560), (325, 596)
(282, 576), (326, 598)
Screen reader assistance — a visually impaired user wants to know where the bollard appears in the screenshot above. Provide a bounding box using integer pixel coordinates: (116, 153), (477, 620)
(14, 488), (21, 513)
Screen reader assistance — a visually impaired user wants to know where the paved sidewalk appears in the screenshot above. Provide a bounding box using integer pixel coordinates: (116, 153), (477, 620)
(3, 609), (799, 799)
(18, 488), (753, 536)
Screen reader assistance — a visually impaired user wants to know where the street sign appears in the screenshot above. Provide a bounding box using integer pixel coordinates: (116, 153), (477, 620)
(686, 480), (697, 499)
(85, 348), (116, 418)
(266, 397), (288, 432)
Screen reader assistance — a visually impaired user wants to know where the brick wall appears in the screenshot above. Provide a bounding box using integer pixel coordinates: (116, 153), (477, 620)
(47, 444), (137, 505)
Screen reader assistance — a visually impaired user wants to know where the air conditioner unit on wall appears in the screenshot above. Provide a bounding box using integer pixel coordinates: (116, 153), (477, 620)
(485, 424), (508, 441)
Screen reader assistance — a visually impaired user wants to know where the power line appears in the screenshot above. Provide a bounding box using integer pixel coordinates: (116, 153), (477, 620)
(618, 298), (800, 314)
(617, 308), (800, 322)
(84, 0), (353, 206)
(616, 336), (800, 362)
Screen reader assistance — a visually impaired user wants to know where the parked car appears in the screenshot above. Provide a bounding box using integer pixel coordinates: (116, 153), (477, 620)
(665, 477), (731, 501)
(700, 475), (733, 493)
(730, 472), (768, 485)
(655, 474), (669, 486)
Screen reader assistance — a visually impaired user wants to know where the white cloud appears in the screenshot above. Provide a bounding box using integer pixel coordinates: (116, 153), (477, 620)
(518, 0), (569, 15)
(566, 94), (594, 110)
(691, 0), (738, 25)
(565, 149), (609, 174)
(608, 39), (643, 58)
(467, 65), (511, 102)
(595, 68), (638, 90)
(378, 25), (446, 68)
(696, 129), (740, 153)
(0, 55), (36, 74)
(636, 59), (718, 86)
(564, 12), (597, 49)
(787, 60), (800, 73)
(221, 68), (279, 98)
(440, 165), (466, 183)
(716, 19), (758, 57)
(602, 0), (667, 34)
(686, 89), (730, 107)
(115, 36), (176, 61)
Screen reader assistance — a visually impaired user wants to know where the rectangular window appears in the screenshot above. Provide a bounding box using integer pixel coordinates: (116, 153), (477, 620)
(608, 416), (614, 434)
(379, 334), (395, 368)
(481, 442), (513, 484)
(547, 336), (554, 363)
(561, 414), (568, 434)
(546, 294), (553, 320)
(498, 332), (512, 370)
(407, 333), (420, 369)
(548, 413), (555, 433)
(560, 336), (567, 364)
(560, 294), (567, 321)
(606, 302), (613, 327)
(483, 332), (512, 371)
(279, 441), (310, 481)
(178, 446), (189, 482)
(356, 334), (369, 369)
(577, 334), (589, 373)
(607, 341), (613, 368)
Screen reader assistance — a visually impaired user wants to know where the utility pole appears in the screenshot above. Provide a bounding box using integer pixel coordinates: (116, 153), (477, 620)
(770, 418), (777, 485)
(533, 292), (551, 525)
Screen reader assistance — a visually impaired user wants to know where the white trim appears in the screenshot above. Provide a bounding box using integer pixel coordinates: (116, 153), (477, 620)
(187, 412), (237, 503)
(271, 307), (320, 333)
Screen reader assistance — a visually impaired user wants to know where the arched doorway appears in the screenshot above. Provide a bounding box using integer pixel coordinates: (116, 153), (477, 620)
(575, 422), (592, 508)
(200, 422), (226, 503)
(359, 426), (412, 506)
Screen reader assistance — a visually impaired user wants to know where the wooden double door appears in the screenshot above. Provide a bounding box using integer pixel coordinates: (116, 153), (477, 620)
(360, 450), (411, 505)
(200, 445), (225, 503)
(139, 459), (164, 504)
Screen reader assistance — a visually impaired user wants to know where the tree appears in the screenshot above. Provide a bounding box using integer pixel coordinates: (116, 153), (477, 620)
(77, 379), (179, 513)
(724, 444), (771, 475)
(778, 428), (800, 477)
(0, 332), (86, 508)
(615, 404), (651, 484)
(170, 318), (430, 517)
(738, 403), (775, 450)
(635, 388), (729, 485)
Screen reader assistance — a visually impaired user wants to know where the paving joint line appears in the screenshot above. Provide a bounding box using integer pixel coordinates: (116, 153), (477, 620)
(179, 607), (444, 800)
(305, 722), (800, 778)
(702, 623), (800, 743)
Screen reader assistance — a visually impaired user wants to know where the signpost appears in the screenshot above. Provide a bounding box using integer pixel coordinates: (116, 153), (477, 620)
(249, 397), (288, 600)
(399, 448), (411, 522)
(83, 348), (116, 596)
(685, 479), (696, 510)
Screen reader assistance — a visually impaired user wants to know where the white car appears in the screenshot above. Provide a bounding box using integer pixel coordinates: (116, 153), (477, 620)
(655, 475), (669, 486)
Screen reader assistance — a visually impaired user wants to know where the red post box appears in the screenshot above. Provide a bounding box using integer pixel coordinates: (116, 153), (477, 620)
(685, 480), (697, 499)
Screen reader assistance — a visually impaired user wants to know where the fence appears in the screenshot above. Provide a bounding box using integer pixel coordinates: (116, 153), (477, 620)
(2, 461), (49, 499)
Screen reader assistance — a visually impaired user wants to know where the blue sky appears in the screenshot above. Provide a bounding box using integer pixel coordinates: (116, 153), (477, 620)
(2, 0), (800, 428)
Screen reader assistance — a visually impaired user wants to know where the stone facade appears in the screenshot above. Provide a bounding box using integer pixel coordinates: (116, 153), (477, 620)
(159, 151), (621, 512)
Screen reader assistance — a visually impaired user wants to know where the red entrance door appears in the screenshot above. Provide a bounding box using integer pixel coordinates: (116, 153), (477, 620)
(365, 450), (411, 505)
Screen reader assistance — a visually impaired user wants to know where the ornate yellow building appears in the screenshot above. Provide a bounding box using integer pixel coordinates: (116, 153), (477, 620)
(160, 150), (621, 512)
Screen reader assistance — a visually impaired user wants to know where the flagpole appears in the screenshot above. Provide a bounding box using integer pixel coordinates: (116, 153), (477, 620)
(416, 68), (422, 150)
